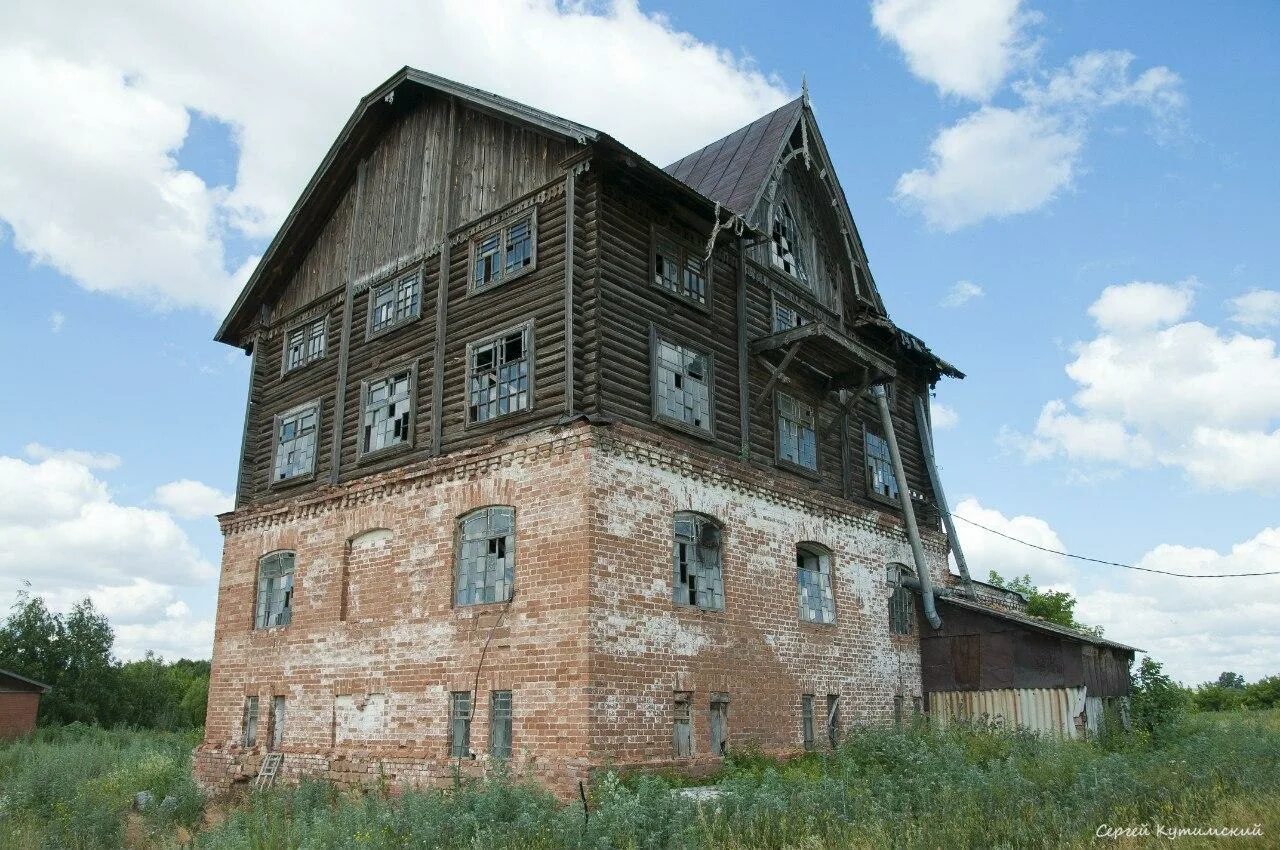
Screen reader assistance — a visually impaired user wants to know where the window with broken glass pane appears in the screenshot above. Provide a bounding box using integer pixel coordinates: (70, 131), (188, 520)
(771, 201), (808, 282)
(777, 392), (817, 471)
(865, 428), (899, 502)
(369, 272), (420, 334)
(801, 694), (815, 751)
(652, 230), (707, 306)
(797, 544), (835, 624)
(284, 317), (326, 372)
(489, 690), (512, 759)
(273, 403), (319, 482)
(672, 512), (724, 611)
(255, 552), (294, 629)
(771, 300), (810, 333)
(889, 584), (914, 635)
(449, 691), (471, 757)
(472, 213), (535, 292)
(653, 337), (711, 434)
(242, 695), (258, 746)
(456, 506), (515, 606)
(467, 327), (530, 423)
(362, 368), (413, 454)
(673, 692), (692, 757)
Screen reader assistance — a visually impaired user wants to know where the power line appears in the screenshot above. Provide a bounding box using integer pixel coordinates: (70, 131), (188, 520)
(948, 512), (1280, 579)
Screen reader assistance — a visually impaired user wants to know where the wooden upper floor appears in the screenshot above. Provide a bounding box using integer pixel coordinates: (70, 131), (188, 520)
(219, 69), (962, 519)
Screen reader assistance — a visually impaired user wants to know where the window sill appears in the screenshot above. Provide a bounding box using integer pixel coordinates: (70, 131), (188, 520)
(463, 405), (537, 433)
(866, 490), (901, 510)
(357, 441), (414, 466)
(452, 599), (515, 616)
(798, 617), (838, 629)
(649, 280), (712, 315)
(365, 313), (422, 343)
(468, 263), (537, 297)
(775, 457), (821, 480)
(653, 414), (716, 443)
(280, 356), (326, 379)
(269, 471), (317, 490)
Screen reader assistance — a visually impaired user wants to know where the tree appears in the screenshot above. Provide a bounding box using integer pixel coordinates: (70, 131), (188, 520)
(986, 571), (1103, 636)
(1243, 676), (1280, 710)
(0, 589), (64, 690)
(1216, 671), (1245, 690)
(1131, 656), (1189, 739)
(1192, 682), (1244, 712)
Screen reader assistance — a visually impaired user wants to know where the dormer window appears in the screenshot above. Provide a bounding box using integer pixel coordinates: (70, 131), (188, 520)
(771, 201), (808, 282)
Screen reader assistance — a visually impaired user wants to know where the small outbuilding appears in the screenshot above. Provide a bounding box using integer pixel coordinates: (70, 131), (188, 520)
(0, 669), (50, 739)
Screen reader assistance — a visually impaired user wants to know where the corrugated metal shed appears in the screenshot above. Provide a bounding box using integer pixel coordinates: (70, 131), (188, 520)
(929, 687), (1088, 739)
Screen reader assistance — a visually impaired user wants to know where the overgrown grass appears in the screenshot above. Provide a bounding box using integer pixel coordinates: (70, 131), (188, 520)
(3, 713), (1278, 848)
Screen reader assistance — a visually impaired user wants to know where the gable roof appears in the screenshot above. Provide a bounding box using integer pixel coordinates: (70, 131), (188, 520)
(663, 97), (804, 222)
(937, 594), (1140, 653)
(0, 668), (51, 693)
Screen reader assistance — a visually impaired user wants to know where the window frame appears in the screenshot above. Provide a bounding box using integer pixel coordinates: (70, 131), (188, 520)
(463, 321), (535, 429)
(468, 207), (539, 296)
(709, 692), (730, 756)
(796, 542), (837, 626)
(672, 511), (725, 612)
(889, 583), (915, 636)
(269, 695), (286, 751)
(673, 691), (693, 758)
(269, 399), (322, 487)
(357, 361), (418, 462)
(365, 270), (423, 339)
(774, 390), (820, 477)
(489, 689), (513, 759)
(453, 505), (517, 608)
(280, 314), (328, 375)
(862, 422), (901, 508)
(769, 290), (812, 334)
(826, 693), (840, 749)
(649, 223), (712, 312)
(242, 695), (259, 747)
(254, 551), (295, 631)
(801, 693), (815, 751)
(649, 325), (716, 440)
(449, 691), (472, 758)
(770, 199), (810, 285)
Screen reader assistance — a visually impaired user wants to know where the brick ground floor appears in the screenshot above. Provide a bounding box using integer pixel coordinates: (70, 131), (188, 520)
(195, 422), (951, 796)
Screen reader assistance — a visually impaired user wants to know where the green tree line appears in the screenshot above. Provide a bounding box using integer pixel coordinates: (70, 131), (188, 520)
(0, 590), (208, 729)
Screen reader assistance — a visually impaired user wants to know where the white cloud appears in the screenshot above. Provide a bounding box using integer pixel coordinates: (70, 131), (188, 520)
(1, 1), (789, 313)
(930, 402), (958, 430)
(1013, 281), (1280, 492)
(894, 45), (1184, 230)
(154, 479), (233, 519)
(49, 310), (65, 332)
(24, 442), (121, 470)
(1229, 289), (1280, 328)
(870, 0), (1039, 101)
(940, 279), (985, 308)
(952, 498), (1280, 684)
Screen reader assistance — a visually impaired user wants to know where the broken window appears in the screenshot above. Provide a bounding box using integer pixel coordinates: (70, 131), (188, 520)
(653, 335), (712, 434)
(672, 512), (724, 611)
(467, 325), (531, 423)
(472, 213), (536, 292)
(255, 552), (294, 629)
(777, 392), (818, 471)
(456, 506), (515, 606)
(797, 544), (836, 624)
(709, 693), (729, 756)
(270, 695), (285, 751)
(864, 427), (900, 502)
(771, 299), (810, 333)
(826, 694), (840, 749)
(362, 367), (414, 455)
(889, 584), (915, 635)
(673, 692), (693, 757)
(369, 272), (421, 334)
(771, 201), (808, 282)
(284, 316), (326, 372)
(801, 694), (815, 751)
(242, 696), (258, 747)
(449, 691), (472, 758)
(273, 402), (319, 482)
(652, 229), (708, 305)
(489, 690), (512, 759)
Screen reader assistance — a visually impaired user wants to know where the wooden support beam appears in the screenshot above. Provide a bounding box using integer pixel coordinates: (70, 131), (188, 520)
(329, 158), (367, 484)
(752, 340), (801, 411)
(430, 98), (458, 455)
(563, 167), (576, 417)
(736, 235), (749, 459)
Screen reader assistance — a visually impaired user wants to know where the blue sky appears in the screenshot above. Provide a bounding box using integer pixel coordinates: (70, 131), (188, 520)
(1, 1), (1277, 683)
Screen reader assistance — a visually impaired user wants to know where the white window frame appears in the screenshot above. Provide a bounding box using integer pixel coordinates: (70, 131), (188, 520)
(797, 543), (836, 625)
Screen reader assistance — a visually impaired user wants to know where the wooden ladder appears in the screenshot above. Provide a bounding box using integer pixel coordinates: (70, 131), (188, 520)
(254, 752), (284, 790)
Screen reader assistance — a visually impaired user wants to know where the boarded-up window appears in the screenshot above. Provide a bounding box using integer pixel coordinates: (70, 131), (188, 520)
(270, 696), (285, 750)
(449, 691), (472, 758)
(653, 334), (712, 435)
(952, 635), (982, 689)
(673, 513), (724, 611)
(889, 585), (914, 635)
(369, 272), (421, 334)
(651, 228), (707, 306)
(241, 695), (258, 747)
(673, 692), (693, 757)
(709, 693), (729, 756)
(777, 392), (817, 471)
(797, 544), (836, 624)
(826, 694), (840, 748)
(254, 552), (294, 629)
(273, 402), (319, 482)
(471, 212), (536, 293)
(489, 690), (512, 759)
(467, 325), (531, 423)
(361, 367), (414, 455)
(284, 316), (326, 372)
(865, 427), (899, 502)
(456, 506), (515, 606)
(801, 694), (815, 750)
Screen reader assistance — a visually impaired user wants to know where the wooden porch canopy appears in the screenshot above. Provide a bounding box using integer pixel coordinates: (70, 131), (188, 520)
(749, 322), (896, 407)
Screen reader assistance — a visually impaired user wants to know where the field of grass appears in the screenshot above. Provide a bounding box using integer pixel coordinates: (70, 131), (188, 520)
(2, 712), (1277, 849)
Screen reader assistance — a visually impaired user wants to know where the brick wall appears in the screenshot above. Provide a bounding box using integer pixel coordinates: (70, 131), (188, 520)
(0, 692), (40, 739)
(196, 421), (951, 795)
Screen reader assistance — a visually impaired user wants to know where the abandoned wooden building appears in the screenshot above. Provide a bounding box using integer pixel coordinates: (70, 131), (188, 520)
(0, 668), (50, 740)
(197, 68), (1132, 794)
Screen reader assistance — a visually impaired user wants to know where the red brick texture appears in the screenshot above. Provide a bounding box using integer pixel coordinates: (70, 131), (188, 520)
(0, 692), (40, 739)
(195, 421), (951, 796)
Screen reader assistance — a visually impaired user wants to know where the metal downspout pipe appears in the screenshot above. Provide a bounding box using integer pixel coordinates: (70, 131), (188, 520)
(872, 383), (942, 629)
(914, 393), (976, 597)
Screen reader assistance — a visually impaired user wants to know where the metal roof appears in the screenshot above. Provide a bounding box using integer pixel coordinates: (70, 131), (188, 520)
(937, 594), (1141, 653)
(0, 668), (51, 693)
